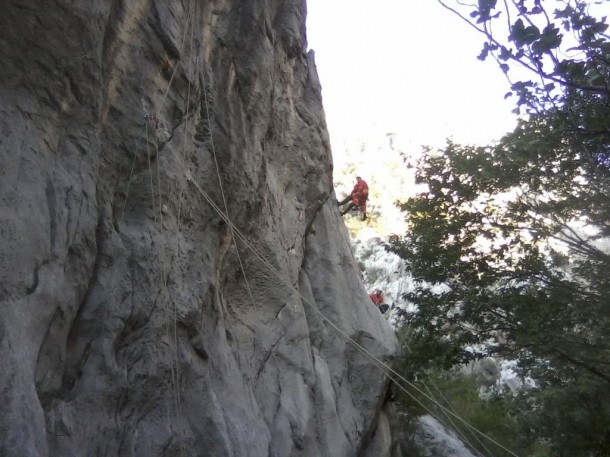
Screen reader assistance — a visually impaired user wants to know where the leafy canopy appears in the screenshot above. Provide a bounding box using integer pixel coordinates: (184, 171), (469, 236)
(389, 1), (610, 455)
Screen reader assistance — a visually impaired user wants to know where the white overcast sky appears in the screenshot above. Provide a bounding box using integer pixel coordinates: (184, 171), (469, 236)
(305, 0), (520, 153)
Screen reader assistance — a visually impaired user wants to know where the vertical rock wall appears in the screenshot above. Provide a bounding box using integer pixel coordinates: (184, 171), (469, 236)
(0, 1), (397, 456)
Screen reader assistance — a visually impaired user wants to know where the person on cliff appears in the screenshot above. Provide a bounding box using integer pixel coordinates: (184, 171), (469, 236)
(369, 289), (389, 314)
(338, 176), (369, 220)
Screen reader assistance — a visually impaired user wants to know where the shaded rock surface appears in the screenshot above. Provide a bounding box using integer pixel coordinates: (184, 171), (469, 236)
(0, 1), (397, 456)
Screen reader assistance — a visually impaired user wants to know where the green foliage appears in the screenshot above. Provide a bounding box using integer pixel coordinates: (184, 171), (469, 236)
(395, 366), (551, 457)
(440, 0), (610, 119)
(390, 2), (610, 455)
(513, 372), (610, 456)
(390, 135), (610, 454)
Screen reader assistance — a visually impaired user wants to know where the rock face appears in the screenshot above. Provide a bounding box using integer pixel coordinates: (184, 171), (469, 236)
(412, 416), (479, 457)
(0, 1), (397, 456)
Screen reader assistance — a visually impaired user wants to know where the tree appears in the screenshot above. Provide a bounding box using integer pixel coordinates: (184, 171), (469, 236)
(389, 1), (610, 455)
(438, 1), (610, 106)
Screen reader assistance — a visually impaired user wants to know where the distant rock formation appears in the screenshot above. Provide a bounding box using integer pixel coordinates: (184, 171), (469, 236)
(412, 416), (479, 457)
(0, 1), (397, 455)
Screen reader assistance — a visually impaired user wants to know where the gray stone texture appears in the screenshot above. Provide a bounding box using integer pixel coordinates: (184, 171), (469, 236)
(0, 1), (397, 456)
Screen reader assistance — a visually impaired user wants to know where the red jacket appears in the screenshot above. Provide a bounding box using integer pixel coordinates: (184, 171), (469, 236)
(353, 180), (369, 198)
(352, 179), (369, 208)
(369, 292), (384, 306)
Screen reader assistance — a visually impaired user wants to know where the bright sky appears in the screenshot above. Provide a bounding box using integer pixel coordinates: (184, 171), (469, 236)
(305, 0), (519, 154)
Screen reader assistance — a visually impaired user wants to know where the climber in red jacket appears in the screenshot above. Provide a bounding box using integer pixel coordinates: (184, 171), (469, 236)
(369, 289), (389, 314)
(338, 176), (369, 220)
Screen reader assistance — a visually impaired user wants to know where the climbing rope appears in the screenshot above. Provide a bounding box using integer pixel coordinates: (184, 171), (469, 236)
(126, 3), (199, 455)
(156, 4), (200, 455)
(429, 378), (495, 457)
(176, 4), (196, 225)
(200, 62), (257, 308)
(398, 334), (495, 457)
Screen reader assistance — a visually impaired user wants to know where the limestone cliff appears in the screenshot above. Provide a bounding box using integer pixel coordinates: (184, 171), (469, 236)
(0, 1), (397, 456)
